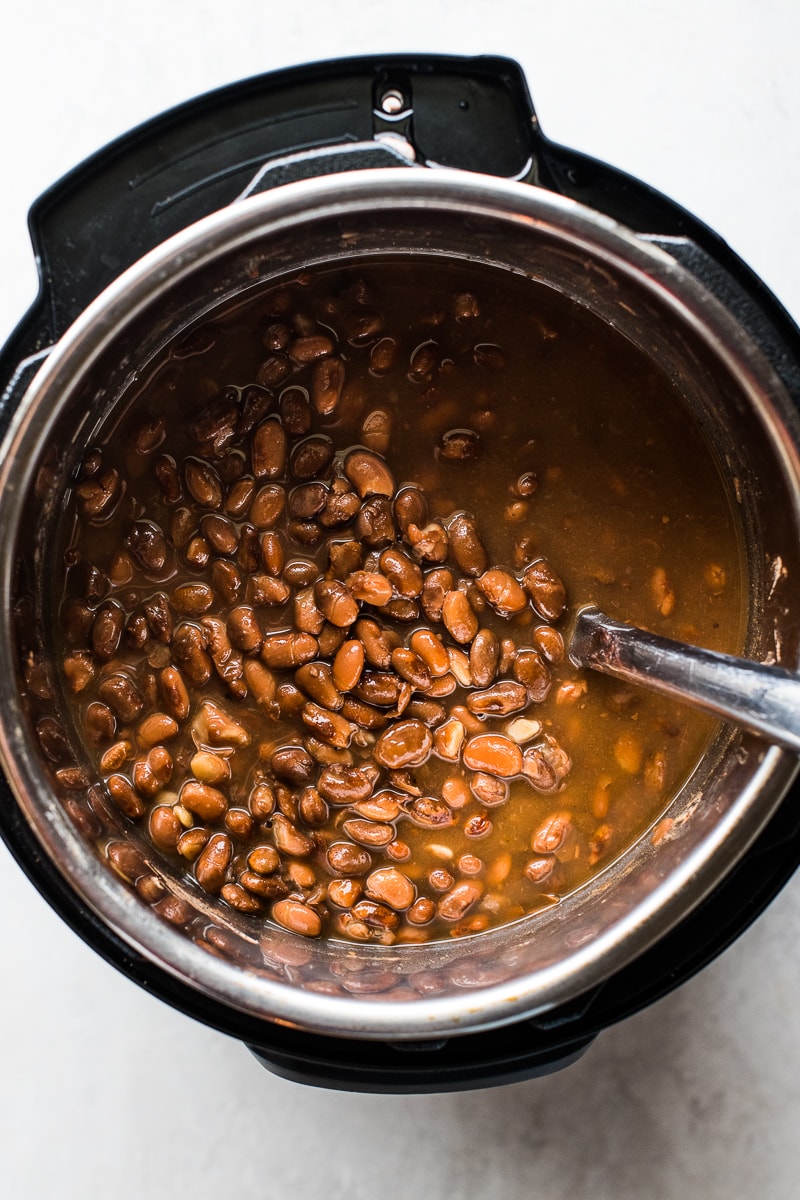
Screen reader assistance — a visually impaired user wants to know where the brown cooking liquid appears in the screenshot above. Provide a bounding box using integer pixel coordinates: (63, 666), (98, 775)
(55, 259), (743, 944)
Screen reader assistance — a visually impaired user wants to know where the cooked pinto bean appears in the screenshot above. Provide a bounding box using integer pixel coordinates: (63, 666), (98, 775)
(447, 513), (488, 576)
(252, 417), (287, 479)
(463, 733), (523, 777)
(522, 559), (567, 621)
(373, 719), (432, 769)
(332, 639), (365, 692)
(477, 568), (528, 616)
(441, 589), (479, 644)
(467, 681), (528, 717)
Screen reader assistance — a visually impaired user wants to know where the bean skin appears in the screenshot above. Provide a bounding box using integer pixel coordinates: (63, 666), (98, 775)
(470, 628), (500, 688)
(252, 417), (287, 479)
(423, 570), (455, 623)
(91, 603), (125, 660)
(301, 702), (355, 749)
(373, 719), (432, 769)
(332, 639), (365, 691)
(437, 881), (482, 921)
(467, 680), (528, 717)
(442, 590), (479, 644)
(261, 632), (318, 669)
(272, 898), (322, 937)
(195, 833), (233, 893)
(311, 357), (345, 416)
(148, 805), (183, 851)
(184, 459), (222, 509)
(448, 513), (488, 576)
(365, 867), (415, 911)
(477, 568), (528, 616)
(180, 779), (228, 821)
(344, 449), (395, 498)
(522, 559), (567, 621)
(107, 774), (146, 819)
(463, 733), (523, 777)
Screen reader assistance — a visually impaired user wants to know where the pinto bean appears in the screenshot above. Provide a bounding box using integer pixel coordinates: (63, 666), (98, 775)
(252, 417), (287, 479)
(290, 334), (334, 364)
(373, 719), (432, 769)
(260, 631), (318, 669)
(343, 819), (395, 848)
(314, 579), (359, 627)
(442, 589), (479, 644)
(448, 513), (488, 576)
(295, 661), (343, 710)
(133, 746), (173, 796)
(180, 779), (228, 821)
(513, 649), (552, 702)
(477, 568), (528, 616)
(332, 639), (365, 692)
(317, 763), (376, 805)
(148, 805), (183, 851)
(291, 436), (335, 482)
(406, 521), (449, 563)
(344, 448), (395, 498)
(195, 833), (233, 893)
(393, 486), (428, 535)
(91, 603), (125, 660)
(184, 458), (222, 509)
(355, 496), (396, 546)
(531, 813), (572, 855)
(311, 357), (345, 416)
(327, 840), (375, 880)
(226, 605), (262, 653)
(270, 744), (315, 786)
(271, 898), (322, 937)
(405, 795), (454, 829)
(467, 680), (528, 717)
(250, 484), (286, 528)
(365, 867), (415, 911)
(463, 733), (523, 777)
(354, 617), (395, 669)
(437, 881), (482, 920)
(301, 702), (355, 749)
(391, 648), (432, 691)
(126, 521), (168, 573)
(107, 774), (145, 819)
(171, 623), (212, 686)
(98, 674), (144, 723)
(379, 546), (423, 597)
(532, 625), (565, 665)
(272, 813), (314, 857)
(522, 559), (567, 621)
(470, 629), (500, 687)
(173, 582), (215, 615)
(346, 571), (393, 607)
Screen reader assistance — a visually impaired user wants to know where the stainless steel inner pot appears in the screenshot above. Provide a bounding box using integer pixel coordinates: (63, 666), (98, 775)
(2, 167), (800, 1041)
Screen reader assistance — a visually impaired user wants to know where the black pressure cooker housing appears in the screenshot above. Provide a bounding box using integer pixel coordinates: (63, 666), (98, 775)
(2, 55), (800, 1093)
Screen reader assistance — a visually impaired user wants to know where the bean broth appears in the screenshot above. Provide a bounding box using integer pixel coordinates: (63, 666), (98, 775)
(54, 258), (744, 944)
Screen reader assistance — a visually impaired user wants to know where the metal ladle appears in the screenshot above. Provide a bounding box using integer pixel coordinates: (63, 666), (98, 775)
(569, 606), (800, 754)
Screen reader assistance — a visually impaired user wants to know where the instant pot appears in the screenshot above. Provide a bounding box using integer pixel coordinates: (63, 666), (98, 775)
(2, 54), (800, 1093)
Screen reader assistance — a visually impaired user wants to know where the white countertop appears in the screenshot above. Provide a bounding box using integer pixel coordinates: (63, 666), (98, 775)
(3, 2), (800, 1196)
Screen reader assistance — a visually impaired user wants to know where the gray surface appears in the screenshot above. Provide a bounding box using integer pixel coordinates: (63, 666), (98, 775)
(2, 2), (800, 1196)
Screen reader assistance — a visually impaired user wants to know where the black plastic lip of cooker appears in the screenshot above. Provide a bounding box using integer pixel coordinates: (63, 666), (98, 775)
(2, 54), (800, 1094)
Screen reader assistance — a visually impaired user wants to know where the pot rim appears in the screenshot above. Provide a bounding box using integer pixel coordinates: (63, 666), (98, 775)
(1, 166), (798, 1040)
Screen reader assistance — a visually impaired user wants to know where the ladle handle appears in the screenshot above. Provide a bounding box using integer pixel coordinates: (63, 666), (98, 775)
(569, 606), (800, 754)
